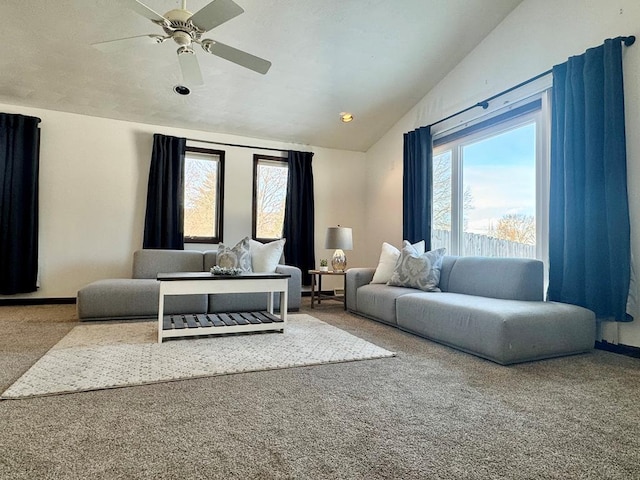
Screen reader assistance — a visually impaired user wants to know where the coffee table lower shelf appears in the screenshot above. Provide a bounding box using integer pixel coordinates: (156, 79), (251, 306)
(161, 311), (284, 340)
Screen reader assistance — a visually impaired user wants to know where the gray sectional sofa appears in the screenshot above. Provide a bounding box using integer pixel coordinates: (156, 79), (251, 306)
(346, 256), (596, 365)
(77, 249), (301, 321)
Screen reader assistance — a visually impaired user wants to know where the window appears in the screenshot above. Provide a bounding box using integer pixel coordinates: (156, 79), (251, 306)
(431, 96), (549, 261)
(252, 155), (289, 242)
(183, 147), (225, 243)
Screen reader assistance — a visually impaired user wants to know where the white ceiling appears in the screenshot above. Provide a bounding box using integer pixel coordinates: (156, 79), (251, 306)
(0, 0), (523, 152)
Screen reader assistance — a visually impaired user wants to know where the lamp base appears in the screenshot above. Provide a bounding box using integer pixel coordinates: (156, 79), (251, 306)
(331, 249), (347, 272)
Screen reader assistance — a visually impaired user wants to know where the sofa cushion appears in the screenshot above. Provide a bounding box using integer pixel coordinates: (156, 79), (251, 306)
(217, 237), (252, 272)
(371, 240), (425, 284)
(356, 283), (417, 325)
(203, 250), (218, 270)
(250, 238), (286, 273)
(388, 246), (445, 292)
(132, 249), (204, 279)
(77, 279), (208, 320)
(443, 256), (543, 301)
(396, 292), (595, 365)
(78, 279), (160, 320)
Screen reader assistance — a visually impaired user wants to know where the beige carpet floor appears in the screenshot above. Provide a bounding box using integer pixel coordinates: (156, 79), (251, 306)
(1, 303), (639, 479)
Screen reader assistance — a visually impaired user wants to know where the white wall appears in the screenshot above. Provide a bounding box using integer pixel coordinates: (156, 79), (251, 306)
(0, 103), (366, 300)
(364, 0), (640, 347)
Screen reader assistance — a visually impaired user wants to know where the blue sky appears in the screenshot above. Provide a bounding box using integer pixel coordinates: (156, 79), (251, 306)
(461, 122), (536, 234)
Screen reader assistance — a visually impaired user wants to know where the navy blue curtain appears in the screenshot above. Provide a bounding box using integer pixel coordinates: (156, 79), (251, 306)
(0, 114), (41, 294)
(403, 126), (432, 249)
(548, 39), (631, 321)
(143, 134), (186, 249)
(283, 150), (315, 286)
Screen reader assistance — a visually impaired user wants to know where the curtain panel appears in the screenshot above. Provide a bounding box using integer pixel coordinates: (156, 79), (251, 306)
(547, 39), (632, 321)
(283, 150), (315, 286)
(143, 134), (186, 250)
(0, 113), (41, 294)
(403, 126), (433, 249)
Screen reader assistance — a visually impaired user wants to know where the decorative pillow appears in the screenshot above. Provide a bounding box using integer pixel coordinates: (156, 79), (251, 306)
(249, 239), (286, 273)
(371, 240), (426, 284)
(216, 237), (252, 272)
(387, 247), (446, 292)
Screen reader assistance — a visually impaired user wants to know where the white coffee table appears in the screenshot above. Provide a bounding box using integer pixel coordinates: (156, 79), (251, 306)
(157, 272), (290, 343)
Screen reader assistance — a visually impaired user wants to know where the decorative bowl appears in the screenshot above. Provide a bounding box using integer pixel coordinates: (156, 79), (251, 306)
(210, 266), (243, 276)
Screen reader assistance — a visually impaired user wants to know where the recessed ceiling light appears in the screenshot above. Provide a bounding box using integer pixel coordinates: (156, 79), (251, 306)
(174, 85), (191, 95)
(340, 112), (354, 123)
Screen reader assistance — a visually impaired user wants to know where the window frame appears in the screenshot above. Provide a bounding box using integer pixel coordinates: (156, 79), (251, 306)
(252, 154), (289, 243)
(431, 93), (550, 265)
(183, 146), (225, 244)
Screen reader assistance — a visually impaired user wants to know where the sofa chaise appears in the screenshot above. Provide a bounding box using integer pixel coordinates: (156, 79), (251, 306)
(346, 256), (596, 365)
(77, 249), (301, 321)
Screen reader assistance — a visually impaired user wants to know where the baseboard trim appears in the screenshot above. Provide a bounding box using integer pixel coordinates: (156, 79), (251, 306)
(0, 297), (76, 306)
(595, 340), (640, 359)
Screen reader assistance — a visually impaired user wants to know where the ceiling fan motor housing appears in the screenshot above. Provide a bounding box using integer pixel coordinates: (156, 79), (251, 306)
(160, 8), (203, 46)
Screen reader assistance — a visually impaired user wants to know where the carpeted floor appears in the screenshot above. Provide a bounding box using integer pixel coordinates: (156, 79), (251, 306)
(1, 303), (639, 479)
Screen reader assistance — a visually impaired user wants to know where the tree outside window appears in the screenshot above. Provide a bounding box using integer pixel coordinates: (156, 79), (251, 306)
(184, 147), (225, 243)
(253, 155), (288, 241)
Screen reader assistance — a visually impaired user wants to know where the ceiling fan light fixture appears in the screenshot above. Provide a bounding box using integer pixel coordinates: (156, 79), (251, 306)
(173, 85), (191, 95)
(172, 30), (194, 47)
(340, 112), (354, 123)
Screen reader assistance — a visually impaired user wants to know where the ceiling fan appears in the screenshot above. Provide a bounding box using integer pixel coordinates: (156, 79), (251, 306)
(92, 0), (272, 86)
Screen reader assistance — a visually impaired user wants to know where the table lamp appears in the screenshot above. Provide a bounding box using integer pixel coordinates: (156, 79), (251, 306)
(324, 226), (353, 272)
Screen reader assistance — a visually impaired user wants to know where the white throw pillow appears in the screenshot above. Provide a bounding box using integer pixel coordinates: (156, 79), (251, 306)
(370, 240), (425, 284)
(404, 240), (426, 255)
(249, 239), (286, 273)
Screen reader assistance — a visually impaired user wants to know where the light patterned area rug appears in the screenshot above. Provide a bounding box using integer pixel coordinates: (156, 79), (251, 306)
(1, 314), (395, 399)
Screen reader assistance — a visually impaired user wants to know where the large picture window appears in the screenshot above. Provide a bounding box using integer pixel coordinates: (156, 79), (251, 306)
(431, 97), (549, 261)
(252, 155), (288, 242)
(183, 146), (225, 243)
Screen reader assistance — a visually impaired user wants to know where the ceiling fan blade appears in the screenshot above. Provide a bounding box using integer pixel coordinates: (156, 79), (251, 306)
(189, 0), (244, 32)
(121, 0), (168, 23)
(92, 34), (162, 53)
(178, 50), (204, 86)
(203, 40), (271, 74)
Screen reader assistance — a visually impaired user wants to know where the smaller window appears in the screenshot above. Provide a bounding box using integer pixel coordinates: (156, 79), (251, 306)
(252, 155), (288, 242)
(183, 147), (225, 243)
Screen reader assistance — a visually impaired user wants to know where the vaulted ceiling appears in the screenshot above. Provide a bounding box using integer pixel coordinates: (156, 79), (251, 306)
(0, 0), (523, 151)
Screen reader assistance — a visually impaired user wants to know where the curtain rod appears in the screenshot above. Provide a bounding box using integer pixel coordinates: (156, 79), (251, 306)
(428, 35), (635, 129)
(186, 137), (289, 154)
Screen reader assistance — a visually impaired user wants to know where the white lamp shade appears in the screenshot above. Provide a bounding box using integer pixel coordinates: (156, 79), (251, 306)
(324, 227), (353, 250)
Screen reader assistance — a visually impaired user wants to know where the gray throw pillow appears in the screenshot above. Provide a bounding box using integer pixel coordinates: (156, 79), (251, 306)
(217, 237), (252, 272)
(387, 246), (446, 292)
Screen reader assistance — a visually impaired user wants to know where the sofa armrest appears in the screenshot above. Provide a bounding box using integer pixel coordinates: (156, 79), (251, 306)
(276, 264), (302, 310)
(346, 268), (376, 312)
(276, 264), (301, 280)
